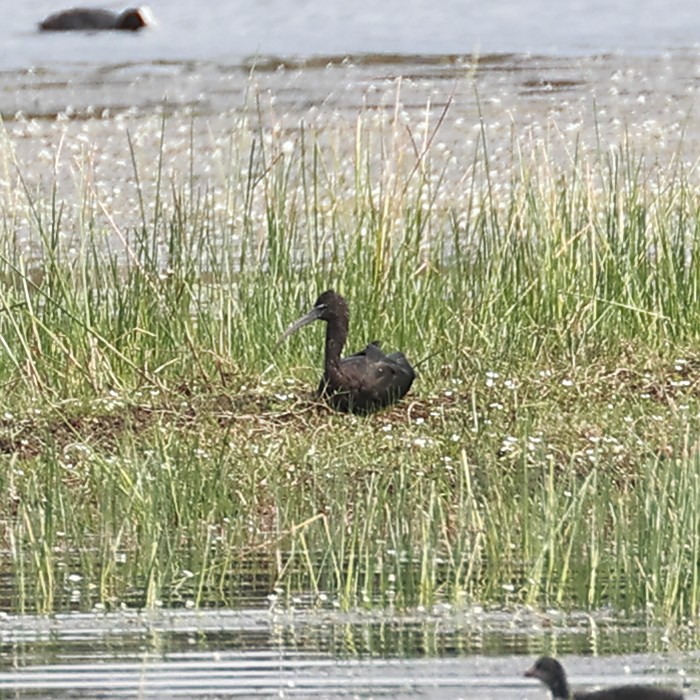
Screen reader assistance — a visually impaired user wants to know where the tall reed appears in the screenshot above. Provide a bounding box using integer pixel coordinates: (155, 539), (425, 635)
(1, 97), (700, 619)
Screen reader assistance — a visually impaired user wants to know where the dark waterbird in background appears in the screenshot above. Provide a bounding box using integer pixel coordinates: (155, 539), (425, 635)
(39, 7), (151, 31)
(525, 656), (683, 700)
(279, 290), (415, 415)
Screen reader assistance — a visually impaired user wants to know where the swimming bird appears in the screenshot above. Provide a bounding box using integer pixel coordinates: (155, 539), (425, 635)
(525, 656), (683, 700)
(280, 290), (415, 415)
(39, 7), (151, 31)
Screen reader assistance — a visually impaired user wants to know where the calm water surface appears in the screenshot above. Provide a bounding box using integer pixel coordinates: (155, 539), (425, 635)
(0, 607), (696, 698)
(4, 0), (700, 69)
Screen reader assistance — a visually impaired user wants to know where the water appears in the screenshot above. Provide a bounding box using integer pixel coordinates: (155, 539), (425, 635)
(2, 48), (698, 265)
(3, 0), (700, 71)
(0, 607), (696, 698)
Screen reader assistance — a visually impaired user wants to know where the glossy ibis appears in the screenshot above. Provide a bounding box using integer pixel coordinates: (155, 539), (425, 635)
(525, 657), (683, 700)
(39, 7), (151, 31)
(280, 290), (415, 414)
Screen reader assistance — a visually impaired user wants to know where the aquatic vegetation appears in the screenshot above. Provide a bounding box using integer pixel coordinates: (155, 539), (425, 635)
(0, 87), (700, 622)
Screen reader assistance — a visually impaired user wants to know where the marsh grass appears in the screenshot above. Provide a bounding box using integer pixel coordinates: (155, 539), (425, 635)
(1, 97), (700, 621)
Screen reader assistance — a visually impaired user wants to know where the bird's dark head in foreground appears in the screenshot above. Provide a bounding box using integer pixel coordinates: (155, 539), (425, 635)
(525, 657), (570, 699)
(525, 657), (565, 682)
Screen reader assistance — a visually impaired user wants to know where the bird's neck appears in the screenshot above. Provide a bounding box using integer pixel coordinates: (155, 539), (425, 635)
(550, 679), (572, 700)
(324, 317), (348, 375)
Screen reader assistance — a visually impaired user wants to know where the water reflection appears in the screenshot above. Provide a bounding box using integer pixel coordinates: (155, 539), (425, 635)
(0, 608), (695, 698)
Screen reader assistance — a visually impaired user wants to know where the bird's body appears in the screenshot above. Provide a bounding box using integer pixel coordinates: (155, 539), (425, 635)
(525, 657), (683, 700)
(280, 290), (415, 415)
(317, 341), (415, 414)
(39, 7), (150, 31)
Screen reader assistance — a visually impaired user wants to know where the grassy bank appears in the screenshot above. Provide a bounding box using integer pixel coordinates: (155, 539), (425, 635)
(1, 101), (700, 622)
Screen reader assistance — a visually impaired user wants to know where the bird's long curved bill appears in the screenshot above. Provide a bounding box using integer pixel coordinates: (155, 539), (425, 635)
(277, 306), (323, 344)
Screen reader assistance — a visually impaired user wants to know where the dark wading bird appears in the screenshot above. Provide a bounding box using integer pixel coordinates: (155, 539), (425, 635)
(280, 290), (415, 415)
(39, 7), (151, 31)
(525, 657), (683, 700)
